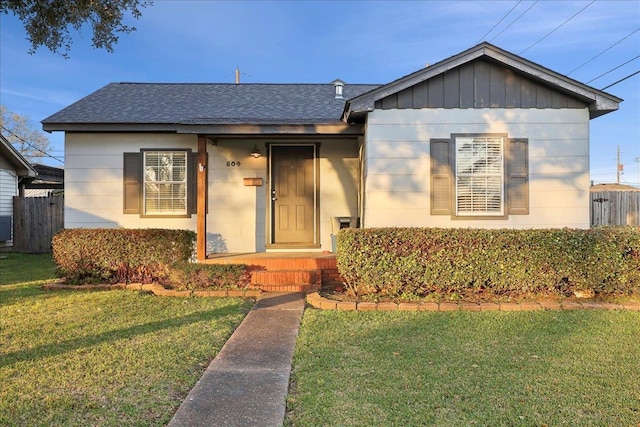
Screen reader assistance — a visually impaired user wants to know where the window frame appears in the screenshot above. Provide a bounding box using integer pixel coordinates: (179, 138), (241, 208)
(430, 133), (528, 220)
(454, 134), (505, 217)
(123, 148), (196, 218)
(141, 150), (189, 217)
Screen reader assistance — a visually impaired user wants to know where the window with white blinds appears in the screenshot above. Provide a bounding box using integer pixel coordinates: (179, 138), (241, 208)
(455, 136), (504, 215)
(143, 151), (187, 215)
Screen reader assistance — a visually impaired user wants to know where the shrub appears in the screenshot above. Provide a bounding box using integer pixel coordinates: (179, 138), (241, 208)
(164, 263), (250, 290)
(336, 227), (640, 300)
(52, 228), (196, 284)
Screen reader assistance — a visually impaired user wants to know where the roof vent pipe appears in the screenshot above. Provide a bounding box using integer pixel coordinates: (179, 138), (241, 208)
(332, 79), (345, 99)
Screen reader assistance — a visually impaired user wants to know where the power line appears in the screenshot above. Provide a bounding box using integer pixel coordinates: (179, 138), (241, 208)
(601, 70), (640, 90)
(586, 55), (640, 83)
(476, 1), (522, 44)
(0, 124), (64, 163)
(489, 1), (539, 43)
(519, 0), (596, 54)
(567, 27), (640, 75)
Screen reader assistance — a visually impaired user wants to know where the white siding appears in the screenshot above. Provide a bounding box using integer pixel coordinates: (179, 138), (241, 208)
(65, 133), (198, 230)
(66, 134), (359, 253)
(362, 108), (591, 229)
(0, 168), (17, 246)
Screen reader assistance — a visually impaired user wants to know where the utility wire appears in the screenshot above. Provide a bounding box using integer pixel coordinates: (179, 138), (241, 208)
(520, 0), (596, 54)
(488, 1), (539, 43)
(0, 124), (64, 163)
(476, 1), (522, 44)
(601, 70), (640, 90)
(587, 55), (640, 83)
(567, 27), (640, 75)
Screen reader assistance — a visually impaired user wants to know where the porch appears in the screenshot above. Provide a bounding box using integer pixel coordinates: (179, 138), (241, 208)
(201, 252), (342, 292)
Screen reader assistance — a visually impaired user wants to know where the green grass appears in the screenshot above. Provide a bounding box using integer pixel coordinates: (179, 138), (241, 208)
(0, 253), (253, 426)
(287, 309), (640, 426)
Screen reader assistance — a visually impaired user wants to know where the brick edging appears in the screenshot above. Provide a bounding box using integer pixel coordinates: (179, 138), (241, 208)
(305, 292), (640, 312)
(42, 282), (262, 298)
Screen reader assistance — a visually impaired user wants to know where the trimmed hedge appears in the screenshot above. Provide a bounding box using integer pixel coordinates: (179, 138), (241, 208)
(164, 263), (250, 291)
(336, 227), (640, 300)
(52, 228), (196, 284)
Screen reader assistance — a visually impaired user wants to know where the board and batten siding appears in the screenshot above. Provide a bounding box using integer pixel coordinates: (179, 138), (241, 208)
(362, 108), (591, 229)
(376, 59), (587, 111)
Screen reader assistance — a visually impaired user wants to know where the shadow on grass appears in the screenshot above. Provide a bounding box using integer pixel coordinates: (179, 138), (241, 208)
(0, 304), (243, 369)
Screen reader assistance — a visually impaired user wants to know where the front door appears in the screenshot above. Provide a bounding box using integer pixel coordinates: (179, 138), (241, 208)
(271, 145), (316, 245)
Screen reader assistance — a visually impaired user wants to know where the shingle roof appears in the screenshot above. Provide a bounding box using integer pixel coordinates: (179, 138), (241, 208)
(42, 83), (380, 130)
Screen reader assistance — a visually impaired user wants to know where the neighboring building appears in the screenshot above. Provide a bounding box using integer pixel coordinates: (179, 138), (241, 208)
(23, 164), (64, 197)
(0, 134), (37, 250)
(42, 43), (622, 259)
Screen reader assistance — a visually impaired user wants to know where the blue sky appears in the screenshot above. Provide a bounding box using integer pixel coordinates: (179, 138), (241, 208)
(1, 0), (639, 185)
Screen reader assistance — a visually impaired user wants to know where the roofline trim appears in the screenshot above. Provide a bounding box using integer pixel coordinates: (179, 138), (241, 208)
(42, 122), (365, 136)
(0, 134), (37, 177)
(343, 42), (622, 121)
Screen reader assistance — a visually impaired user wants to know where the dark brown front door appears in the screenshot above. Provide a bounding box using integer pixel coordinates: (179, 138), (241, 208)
(271, 146), (315, 245)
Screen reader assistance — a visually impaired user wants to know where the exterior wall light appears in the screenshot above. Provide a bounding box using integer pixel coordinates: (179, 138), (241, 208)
(250, 145), (262, 158)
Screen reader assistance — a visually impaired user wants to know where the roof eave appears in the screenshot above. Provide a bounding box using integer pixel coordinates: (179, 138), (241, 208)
(41, 121), (365, 136)
(0, 135), (37, 177)
(344, 42), (622, 121)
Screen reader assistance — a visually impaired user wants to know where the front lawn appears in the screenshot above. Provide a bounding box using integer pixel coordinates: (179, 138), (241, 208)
(287, 309), (640, 426)
(0, 253), (253, 426)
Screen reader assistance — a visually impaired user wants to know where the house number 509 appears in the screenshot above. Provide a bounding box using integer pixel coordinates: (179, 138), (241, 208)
(226, 161), (241, 167)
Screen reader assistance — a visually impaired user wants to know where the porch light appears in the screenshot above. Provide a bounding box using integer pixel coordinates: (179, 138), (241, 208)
(250, 144), (262, 158)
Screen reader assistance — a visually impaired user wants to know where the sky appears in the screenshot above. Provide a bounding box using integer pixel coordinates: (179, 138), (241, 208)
(1, 0), (639, 185)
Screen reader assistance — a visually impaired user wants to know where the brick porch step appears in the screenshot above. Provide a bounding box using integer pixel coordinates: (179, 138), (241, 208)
(251, 269), (321, 293)
(202, 253), (343, 292)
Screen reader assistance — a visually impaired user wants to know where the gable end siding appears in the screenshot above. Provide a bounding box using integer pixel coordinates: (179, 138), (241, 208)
(375, 59), (587, 111)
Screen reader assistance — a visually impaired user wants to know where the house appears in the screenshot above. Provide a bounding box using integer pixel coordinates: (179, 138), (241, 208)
(42, 42), (621, 261)
(0, 134), (37, 250)
(23, 164), (64, 197)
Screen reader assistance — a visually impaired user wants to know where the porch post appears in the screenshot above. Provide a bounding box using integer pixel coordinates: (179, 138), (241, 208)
(197, 135), (207, 261)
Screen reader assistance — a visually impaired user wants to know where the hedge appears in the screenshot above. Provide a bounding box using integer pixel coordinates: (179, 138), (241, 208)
(52, 228), (196, 284)
(335, 227), (640, 300)
(164, 263), (250, 291)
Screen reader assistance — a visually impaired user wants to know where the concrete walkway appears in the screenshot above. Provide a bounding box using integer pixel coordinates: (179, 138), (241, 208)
(167, 292), (305, 427)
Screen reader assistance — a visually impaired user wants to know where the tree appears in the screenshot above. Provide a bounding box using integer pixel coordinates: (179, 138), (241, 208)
(0, 0), (152, 57)
(0, 105), (52, 163)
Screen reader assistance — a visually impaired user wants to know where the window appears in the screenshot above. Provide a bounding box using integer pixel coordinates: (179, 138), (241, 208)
(144, 151), (187, 215)
(455, 136), (504, 216)
(123, 149), (198, 217)
(430, 134), (528, 218)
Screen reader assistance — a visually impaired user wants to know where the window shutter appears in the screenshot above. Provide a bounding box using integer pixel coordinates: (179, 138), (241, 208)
(430, 138), (453, 215)
(507, 138), (529, 215)
(123, 152), (141, 214)
(189, 152), (197, 215)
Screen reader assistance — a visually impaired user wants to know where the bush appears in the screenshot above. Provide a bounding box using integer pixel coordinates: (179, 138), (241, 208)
(164, 263), (250, 290)
(52, 228), (196, 284)
(336, 227), (640, 300)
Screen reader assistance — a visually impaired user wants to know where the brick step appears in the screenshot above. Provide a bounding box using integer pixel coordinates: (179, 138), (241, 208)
(251, 269), (321, 286)
(255, 283), (321, 293)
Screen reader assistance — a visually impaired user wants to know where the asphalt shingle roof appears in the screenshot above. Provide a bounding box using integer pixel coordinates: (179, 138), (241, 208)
(42, 83), (380, 127)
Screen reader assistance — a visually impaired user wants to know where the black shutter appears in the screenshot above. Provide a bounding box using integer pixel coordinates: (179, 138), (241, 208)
(430, 138), (453, 215)
(507, 138), (529, 215)
(123, 152), (141, 214)
(189, 152), (200, 215)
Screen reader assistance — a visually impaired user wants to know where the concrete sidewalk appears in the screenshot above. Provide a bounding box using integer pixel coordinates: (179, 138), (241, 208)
(167, 292), (305, 427)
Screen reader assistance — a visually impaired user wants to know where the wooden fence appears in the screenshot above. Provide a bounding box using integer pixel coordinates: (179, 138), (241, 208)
(591, 191), (640, 227)
(12, 196), (64, 253)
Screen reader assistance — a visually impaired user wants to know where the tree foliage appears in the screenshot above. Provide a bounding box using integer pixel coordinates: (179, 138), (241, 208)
(0, 105), (51, 162)
(1, 0), (152, 57)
